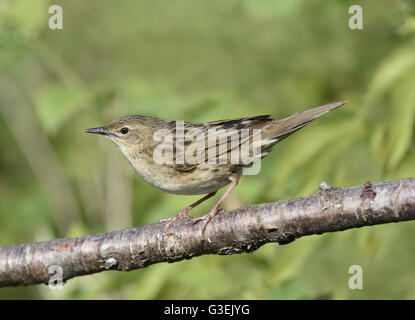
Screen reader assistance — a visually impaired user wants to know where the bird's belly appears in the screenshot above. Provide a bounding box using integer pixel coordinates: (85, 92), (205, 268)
(133, 161), (232, 195)
(157, 177), (230, 195)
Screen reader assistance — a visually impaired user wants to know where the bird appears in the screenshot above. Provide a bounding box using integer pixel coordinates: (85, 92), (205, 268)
(85, 100), (345, 236)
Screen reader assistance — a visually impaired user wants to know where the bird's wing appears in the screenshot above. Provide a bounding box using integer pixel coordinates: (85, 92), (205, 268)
(167, 101), (345, 171)
(170, 115), (272, 172)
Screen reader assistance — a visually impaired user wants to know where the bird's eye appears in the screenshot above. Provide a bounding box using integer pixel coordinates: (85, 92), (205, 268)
(120, 127), (129, 134)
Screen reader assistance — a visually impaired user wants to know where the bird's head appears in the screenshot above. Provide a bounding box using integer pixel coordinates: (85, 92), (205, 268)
(85, 115), (164, 156)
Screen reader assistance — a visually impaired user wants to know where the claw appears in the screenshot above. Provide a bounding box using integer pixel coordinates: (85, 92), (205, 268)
(161, 175), (239, 239)
(193, 208), (218, 239)
(160, 209), (192, 234)
(160, 191), (218, 235)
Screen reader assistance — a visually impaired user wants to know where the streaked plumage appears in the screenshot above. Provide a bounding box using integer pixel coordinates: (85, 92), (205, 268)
(85, 101), (345, 234)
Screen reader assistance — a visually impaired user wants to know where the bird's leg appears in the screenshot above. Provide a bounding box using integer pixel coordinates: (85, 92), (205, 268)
(160, 191), (217, 232)
(194, 174), (239, 238)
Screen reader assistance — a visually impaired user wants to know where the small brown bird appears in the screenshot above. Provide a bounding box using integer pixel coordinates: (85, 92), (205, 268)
(85, 101), (345, 235)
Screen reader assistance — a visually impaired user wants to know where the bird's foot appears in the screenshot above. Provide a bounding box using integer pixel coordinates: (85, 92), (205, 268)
(193, 208), (220, 239)
(160, 208), (192, 234)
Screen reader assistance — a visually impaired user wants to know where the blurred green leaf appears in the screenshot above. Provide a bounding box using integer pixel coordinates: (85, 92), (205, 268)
(268, 279), (314, 300)
(387, 73), (415, 169)
(127, 263), (178, 299)
(399, 16), (415, 35)
(243, 0), (301, 19)
(267, 237), (321, 286)
(370, 123), (386, 170)
(298, 126), (363, 195)
(269, 120), (362, 196)
(9, 0), (48, 39)
(34, 84), (88, 134)
(365, 44), (415, 110)
(176, 263), (234, 296)
(394, 152), (415, 179)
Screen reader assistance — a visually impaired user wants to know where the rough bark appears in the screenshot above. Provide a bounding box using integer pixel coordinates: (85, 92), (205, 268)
(1, 178), (414, 287)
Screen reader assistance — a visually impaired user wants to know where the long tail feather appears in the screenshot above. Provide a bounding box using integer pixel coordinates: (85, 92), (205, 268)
(268, 100), (346, 141)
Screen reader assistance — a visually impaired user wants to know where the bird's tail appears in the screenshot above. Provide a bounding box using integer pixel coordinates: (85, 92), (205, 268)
(265, 101), (346, 142)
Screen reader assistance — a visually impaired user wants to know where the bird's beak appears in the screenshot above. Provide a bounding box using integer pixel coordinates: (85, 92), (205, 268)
(84, 127), (107, 135)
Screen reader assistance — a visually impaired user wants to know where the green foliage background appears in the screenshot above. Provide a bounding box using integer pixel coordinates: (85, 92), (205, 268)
(0, 0), (414, 299)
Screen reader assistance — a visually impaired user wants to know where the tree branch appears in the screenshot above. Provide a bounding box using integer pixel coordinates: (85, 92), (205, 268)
(1, 178), (414, 287)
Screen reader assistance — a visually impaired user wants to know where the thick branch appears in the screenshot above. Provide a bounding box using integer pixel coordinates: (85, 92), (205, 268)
(1, 178), (414, 287)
